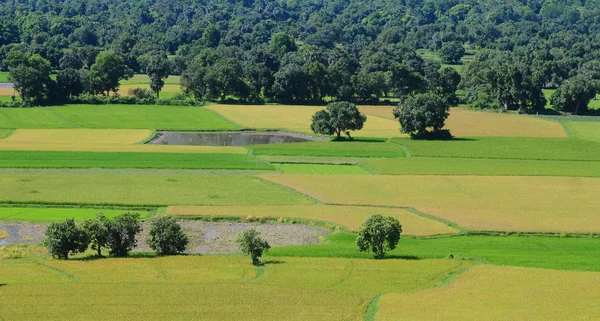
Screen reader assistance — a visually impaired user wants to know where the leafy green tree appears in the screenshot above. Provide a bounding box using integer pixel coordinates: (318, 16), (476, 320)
(146, 217), (189, 255)
(146, 52), (171, 98)
(236, 228), (270, 265)
(6, 51), (53, 102)
(272, 63), (310, 102)
(106, 213), (142, 257)
(181, 56), (208, 99)
(551, 76), (599, 115)
(270, 33), (297, 59)
(202, 24), (221, 48)
(89, 51), (133, 95)
(82, 213), (110, 257)
(393, 93), (450, 139)
(311, 101), (367, 139)
(390, 63), (425, 103)
(43, 219), (90, 260)
(439, 42), (465, 64)
(56, 68), (85, 98)
(356, 215), (402, 260)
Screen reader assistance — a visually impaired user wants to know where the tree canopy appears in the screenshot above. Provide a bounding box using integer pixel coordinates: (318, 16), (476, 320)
(311, 101), (367, 139)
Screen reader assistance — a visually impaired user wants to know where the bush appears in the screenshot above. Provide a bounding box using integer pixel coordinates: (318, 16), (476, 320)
(236, 228), (270, 265)
(106, 213), (142, 257)
(43, 219), (89, 260)
(356, 215), (402, 259)
(128, 87), (155, 99)
(146, 217), (189, 255)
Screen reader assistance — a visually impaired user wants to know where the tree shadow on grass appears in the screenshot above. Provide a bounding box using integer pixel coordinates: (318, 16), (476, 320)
(72, 251), (160, 261)
(384, 255), (421, 260)
(261, 259), (286, 265)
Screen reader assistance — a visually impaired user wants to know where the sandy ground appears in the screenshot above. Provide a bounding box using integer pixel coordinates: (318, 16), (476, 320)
(0, 221), (329, 254)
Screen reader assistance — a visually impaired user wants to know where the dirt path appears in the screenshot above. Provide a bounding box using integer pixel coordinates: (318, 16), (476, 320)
(0, 221), (329, 254)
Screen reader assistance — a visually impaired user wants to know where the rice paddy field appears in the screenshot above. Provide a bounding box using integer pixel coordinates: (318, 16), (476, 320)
(2, 100), (600, 320)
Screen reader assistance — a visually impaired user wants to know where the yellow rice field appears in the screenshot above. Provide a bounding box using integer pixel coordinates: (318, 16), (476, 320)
(0, 87), (17, 96)
(0, 229), (7, 239)
(118, 84), (182, 96)
(207, 104), (405, 138)
(0, 129), (247, 153)
(260, 174), (600, 233)
(359, 106), (567, 137)
(166, 205), (459, 235)
(376, 265), (600, 321)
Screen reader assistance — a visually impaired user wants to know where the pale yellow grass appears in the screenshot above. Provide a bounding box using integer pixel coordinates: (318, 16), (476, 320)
(166, 205), (458, 235)
(0, 229), (8, 239)
(376, 265), (600, 321)
(118, 84), (181, 96)
(359, 106), (567, 137)
(260, 174), (600, 233)
(207, 104), (406, 138)
(0, 129), (246, 153)
(0, 87), (17, 96)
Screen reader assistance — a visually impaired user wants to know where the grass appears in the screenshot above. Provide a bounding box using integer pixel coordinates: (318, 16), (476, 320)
(207, 104), (405, 138)
(377, 265), (600, 321)
(364, 157), (600, 177)
(252, 141), (405, 158)
(0, 151), (273, 170)
(273, 163), (371, 174)
(392, 136), (600, 161)
(0, 105), (240, 130)
(261, 174), (600, 233)
(121, 74), (181, 85)
(0, 229), (7, 239)
(0, 207), (149, 221)
(166, 205), (459, 235)
(0, 71), (9, 82)
(360, 106), (567, 137)
(269, 233), (600, 272)
(0, 172), (313, 206)
(565, 121), (600, 142)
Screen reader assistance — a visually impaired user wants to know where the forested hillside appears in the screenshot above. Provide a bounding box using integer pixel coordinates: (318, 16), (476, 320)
(0, 0), (599, 112)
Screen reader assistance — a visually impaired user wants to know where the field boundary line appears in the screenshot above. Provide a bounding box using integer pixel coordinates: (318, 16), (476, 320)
(253, 176), (323, 204)
(203, 105), (244, 130)
(137, 130), (159, 144)
(364, 294), (381, 321)
(47, 109), (83, 128)
(386, 139), (411, 157)
(36, 262), (79, 282)
(438, 265), (471, 288)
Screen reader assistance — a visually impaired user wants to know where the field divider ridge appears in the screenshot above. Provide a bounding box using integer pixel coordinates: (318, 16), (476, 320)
(364, 294), (381, 321)
(36, 262), (79, 282)
(47, 109), (83, 128)
(386, 139), (411, 157)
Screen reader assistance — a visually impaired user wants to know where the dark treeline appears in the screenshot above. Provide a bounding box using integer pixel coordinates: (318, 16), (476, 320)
(0, 0), (599, 113)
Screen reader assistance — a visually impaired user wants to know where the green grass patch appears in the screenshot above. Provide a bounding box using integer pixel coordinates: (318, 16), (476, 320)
(393, 137), (600, 161)
(273, 163), (370, 174)
(365, 157), (600, 176)
(269, 233), (600, 272)
(121, 74), (180, 85)
(252, 141), (405, 158)
(0, 151), (273, 170)
(0, 71), (9, 82)
(0, 207), (149, 221)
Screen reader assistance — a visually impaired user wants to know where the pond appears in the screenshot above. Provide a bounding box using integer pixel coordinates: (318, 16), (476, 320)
(149, 131), (326, 146)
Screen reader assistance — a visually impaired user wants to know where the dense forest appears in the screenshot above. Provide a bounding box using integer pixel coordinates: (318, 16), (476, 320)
(0, 0), (599, 113)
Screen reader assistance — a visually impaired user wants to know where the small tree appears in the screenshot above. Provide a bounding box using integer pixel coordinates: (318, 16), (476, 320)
(146, 217), (189, 255)
(146, 52), (171, 98)
(89, 51), (133, 95)
(439, 42), (465, 64)
(82, 213), (110, 257)
(356, 215), (402, 260)
(43, 219), (89, 260)
(106, 213), (142, 257)
(236, 229), (270, 265)
(393, 93), (450, 139)
(311, 101), (367, 139)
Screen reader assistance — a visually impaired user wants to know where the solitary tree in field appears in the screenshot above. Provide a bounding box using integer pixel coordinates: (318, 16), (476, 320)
(82, 213), (110, 257)
(146, 52), (171, 98)
(393, 93), (451, 139)
(106, 213), (142, 257)
(311, 101), (367, 139)
(236, 228), (270, 265)
(43, 219), (90, 260)
(357, 215), (402, 259)
(147, 217), (189, 255)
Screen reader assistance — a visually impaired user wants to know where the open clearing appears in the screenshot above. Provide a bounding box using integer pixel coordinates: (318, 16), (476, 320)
(252, 141), (404, 158)
(166, 205), (458, 235)
(360, 106), (566, 137)
(377, 265), (600, 321)
(0, 207), (149, 221)
(273, 163), (370, 174)
(261, 174), (600, 233)
(207, 104), (404, 138)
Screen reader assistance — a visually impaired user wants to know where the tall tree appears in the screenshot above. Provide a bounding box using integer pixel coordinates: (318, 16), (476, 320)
(146, 52), (171, 98)
(89, 51), (133, 95)
(551, 75), (599, 115)
(6, 50), (53, 102)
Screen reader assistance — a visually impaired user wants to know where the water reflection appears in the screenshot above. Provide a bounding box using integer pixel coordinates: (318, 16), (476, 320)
(149, 131), (323, 146)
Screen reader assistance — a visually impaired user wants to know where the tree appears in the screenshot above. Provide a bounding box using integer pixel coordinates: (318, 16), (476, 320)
(439, 42), (465, 64)
(551, 75), (599, 115)
(393, 93), (450, 139)
(356, 215), (402, 260)
(146, 52), (171, 98)
(236, 228), (270, 265)
(270, 33), (297, 59)
(6, 51), (53, 102)
(89, 51), (133, 95)
(43, 219), (89, 260)
(311, 101), (367, 139)
(106, 213), (142, 257)
(56, 68), (85, 98)
(202, 24), (221, 48)
(146, 217), (189, 255)
(82, 213), (110, 257)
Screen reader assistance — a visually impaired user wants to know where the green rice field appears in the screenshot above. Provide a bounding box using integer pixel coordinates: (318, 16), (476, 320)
(0, 207), (150, 221)
(252, 141), (404, 158)
(273, 163), (370, 174)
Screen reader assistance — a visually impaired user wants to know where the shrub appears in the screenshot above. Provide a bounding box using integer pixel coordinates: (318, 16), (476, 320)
(236, 228), (270, 265)
(43, 218), (89, 260)
(146, 217), (189, 255)
(356, 215), (402, 259)
(128, 87), (155, 99)
(106, 213), (142, 257)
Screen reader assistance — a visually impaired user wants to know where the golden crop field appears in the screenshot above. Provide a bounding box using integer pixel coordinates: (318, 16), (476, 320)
(260, 174), (600, 233)
(0, 87), (17, 96)
(376, 265), (600, 321)
(118, 84), (182, 96)
(0, 254), (469, 321)
(359, 106), (567, 137)
(166, 205), (458, 235)
(207, 104), (405, 138)
(0, 129), (247, 153)
(0, 229), (8, 239)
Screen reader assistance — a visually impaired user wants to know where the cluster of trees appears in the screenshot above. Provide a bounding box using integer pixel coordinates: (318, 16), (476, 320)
(43, 214), (188, 259)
